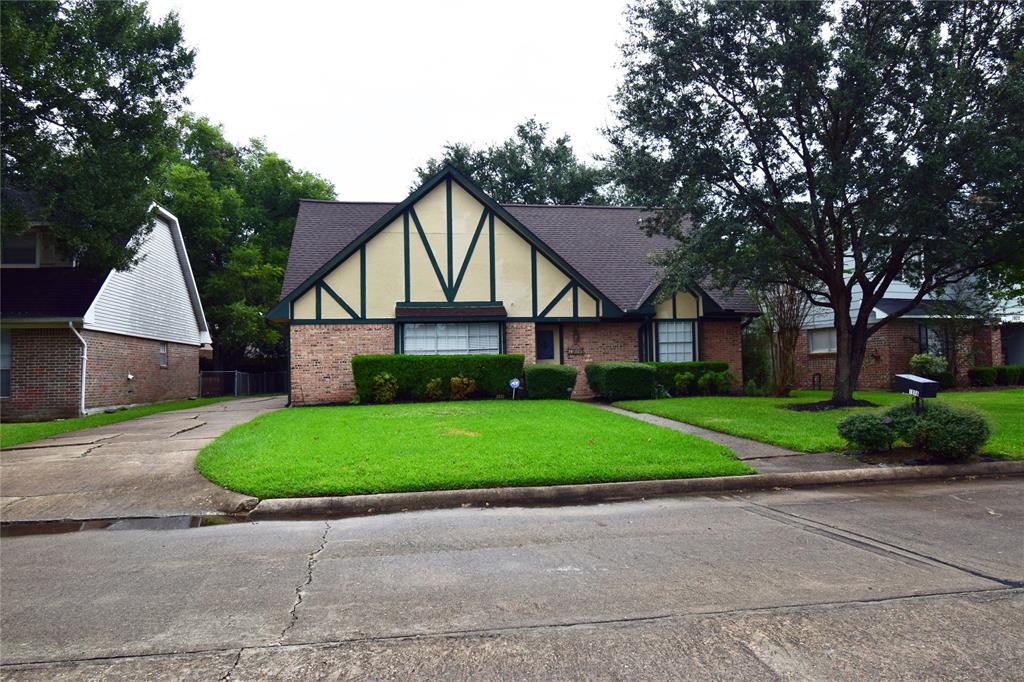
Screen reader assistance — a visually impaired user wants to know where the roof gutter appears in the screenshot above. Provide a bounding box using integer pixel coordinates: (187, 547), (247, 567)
(68, 322), (87, 416)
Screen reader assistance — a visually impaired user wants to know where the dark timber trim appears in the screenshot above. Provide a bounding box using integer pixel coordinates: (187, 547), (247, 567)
(321, 280), (361, 319)
(452, 208), (488, 298)
(539, 281), (574, 318)
(359, 245), (366, 318)
(315, 283), (322, 320)
(572, 285), (579, 318)
(530, 246), (538, 318)
(403, 211), (411, 303)
(488, 211), (496, 302)
(409, 206), (451, 301)
(446, 177), (454, 292)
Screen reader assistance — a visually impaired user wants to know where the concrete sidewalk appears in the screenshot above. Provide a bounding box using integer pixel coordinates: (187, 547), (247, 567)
(0, 396), (286, 522)
(594, 403), (869, 474)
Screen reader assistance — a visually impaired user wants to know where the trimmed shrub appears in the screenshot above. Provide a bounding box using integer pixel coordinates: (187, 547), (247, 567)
(352, 354), (525, 402)
(424, 377), (447, 401)
(883, 401), (989, 460)
(648, 361), (729, 396)
(449, 376), (477, 400)
(371, 372), (399, 404)
(585, 362), (656, 400)
(696, 370), (735, 395)
(933, 371), (956, 389)
(837, 412), (896, 452)
(994, 365), (1022, 386)
(967, 366), (997, 387)
(524, 364), (578, 399)
(673, 371), (696, 396)
(909, 353), (948, 378)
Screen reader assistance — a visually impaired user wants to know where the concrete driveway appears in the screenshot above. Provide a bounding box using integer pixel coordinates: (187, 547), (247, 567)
(0, 395), (286, 522)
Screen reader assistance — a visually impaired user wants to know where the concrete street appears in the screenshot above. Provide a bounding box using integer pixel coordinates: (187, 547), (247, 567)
(0, 396), (286, 521)
(1, 477), (1021, 680)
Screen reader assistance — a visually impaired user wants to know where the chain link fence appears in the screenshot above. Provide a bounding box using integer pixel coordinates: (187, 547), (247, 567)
(199, 371), (288, 397)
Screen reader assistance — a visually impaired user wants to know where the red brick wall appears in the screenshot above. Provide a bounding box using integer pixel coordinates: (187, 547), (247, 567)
(700, 320), (744, 382)
(796, 320), (922, 390)
(1, 328), (199, 422)
(290, 323), (394, 405)
(82, 330), (198, 409)
(505, 322), (537, 365)
(2, 328), (82, 421)
(561, 322), (642, 398)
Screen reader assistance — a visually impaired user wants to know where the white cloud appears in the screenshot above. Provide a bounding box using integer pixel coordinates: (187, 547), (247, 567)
(147, 0), (628, 200)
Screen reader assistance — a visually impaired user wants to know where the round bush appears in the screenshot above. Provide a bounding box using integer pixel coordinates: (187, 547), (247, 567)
(909, 353), (948, 377)
(371, 372), (399, 404)
(837, 412), (896, 452)
(674, 371), (696, 396)
(882, 401), (990, 460)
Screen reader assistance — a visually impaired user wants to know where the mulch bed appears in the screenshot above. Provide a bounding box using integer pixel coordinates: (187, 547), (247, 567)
(784, 399), (879, 412)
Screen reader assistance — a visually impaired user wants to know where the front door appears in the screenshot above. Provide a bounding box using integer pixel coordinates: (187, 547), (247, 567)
(536, 329), (555, 361)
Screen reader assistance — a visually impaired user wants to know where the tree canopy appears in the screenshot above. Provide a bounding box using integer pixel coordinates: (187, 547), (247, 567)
(161, 116), (335, 369)
(1, 0), (194, 270)
(609, 0), (1024, 402)
(415, 118), (611, 205)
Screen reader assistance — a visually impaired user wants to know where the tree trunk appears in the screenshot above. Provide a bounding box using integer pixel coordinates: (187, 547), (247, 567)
(830, 296), (869, 405)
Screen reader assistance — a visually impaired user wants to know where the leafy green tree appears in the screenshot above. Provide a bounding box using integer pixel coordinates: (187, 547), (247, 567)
(608, 0), (1024, 403)
(1, 0), (194, 270)
(415, 118), (611, 205)
(161, 116), (334, 369)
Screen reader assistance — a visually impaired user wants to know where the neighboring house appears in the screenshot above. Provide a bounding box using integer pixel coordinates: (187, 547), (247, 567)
(268, 165), (757, 404)
(797, 280), (1021, 389)
(0, 206), (212, 421)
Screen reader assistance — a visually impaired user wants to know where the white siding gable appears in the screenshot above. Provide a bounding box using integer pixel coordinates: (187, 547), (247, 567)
(85, 217), (202, 345)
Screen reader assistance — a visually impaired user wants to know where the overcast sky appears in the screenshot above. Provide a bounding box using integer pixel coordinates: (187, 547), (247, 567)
(146, 0), (630, 201)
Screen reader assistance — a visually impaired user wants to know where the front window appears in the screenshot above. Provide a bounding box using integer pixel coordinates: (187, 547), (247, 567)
(1, 233), (38, 266)
(402, 323), (501, 355)
(657, 320), (696, 361)
(1, 330), (11, 397)
(918, 325), (948, 357)
(808, 328), (838, 353)
(159, 342), (168, 367)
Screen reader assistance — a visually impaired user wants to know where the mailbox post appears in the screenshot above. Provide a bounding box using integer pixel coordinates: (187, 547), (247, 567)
(893, 374), (939, 414)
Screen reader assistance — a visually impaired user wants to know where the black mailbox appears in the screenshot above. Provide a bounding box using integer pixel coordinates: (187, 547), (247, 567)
(894, 374), (939, 398)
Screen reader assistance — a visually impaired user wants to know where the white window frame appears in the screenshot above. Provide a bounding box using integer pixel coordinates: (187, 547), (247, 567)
(808, 328), (838, 354)
(159, 341), (168, 367)
(1, 329), (11, 397)
(402, 323), (501, 356)
(1, 232), (39, 267)
(656, 320), (697, 362)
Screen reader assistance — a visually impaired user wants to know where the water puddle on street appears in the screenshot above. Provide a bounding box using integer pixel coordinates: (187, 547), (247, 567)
(0, 515), (245, 538)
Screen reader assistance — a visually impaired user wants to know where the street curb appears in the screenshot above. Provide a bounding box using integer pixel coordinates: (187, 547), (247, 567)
(248, 460), (1024, 520)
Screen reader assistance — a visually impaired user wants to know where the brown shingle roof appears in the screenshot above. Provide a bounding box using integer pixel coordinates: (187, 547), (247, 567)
(280, 200), (757, 315)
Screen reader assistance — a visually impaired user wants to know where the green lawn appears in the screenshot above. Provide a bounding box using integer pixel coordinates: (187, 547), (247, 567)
(0, 397), (236, 448)
(616, 389), (1024, 459)
(196, 400), (753, 498)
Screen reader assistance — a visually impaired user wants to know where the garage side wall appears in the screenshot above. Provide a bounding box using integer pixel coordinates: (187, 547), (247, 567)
(83, 330), (198, 409)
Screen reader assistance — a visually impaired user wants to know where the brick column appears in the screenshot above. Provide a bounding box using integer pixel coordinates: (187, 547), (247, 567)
(504, 322), (537, 365)
(561, 322), (641, 398)
(3, 328), (81, 421)
(700, 320), (743, 383)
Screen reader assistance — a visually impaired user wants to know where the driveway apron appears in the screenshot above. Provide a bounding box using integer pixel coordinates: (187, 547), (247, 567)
(0, 396), (286, 522)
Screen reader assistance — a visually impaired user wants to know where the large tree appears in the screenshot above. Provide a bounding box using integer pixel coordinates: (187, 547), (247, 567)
(161, 116), (334, 370)
(415, 118), (611, 205)
(608, 0), (1024, 403)
(1, 0), (194, 270)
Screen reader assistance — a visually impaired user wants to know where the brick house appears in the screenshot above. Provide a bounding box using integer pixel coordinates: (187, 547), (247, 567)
(797, 293), (1022, 390)
(268, 165), (757, 404)
(0, 206), (212, 421)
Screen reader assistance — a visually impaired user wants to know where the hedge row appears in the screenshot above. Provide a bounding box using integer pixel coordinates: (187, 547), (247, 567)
(584, 362), (656, 400)
(838, 401), (990, 461)
(967, 365), (1024, 387)
(646, 361), (729, 395)
(524, 364), (578, 399)
(352, 354), (524, 402)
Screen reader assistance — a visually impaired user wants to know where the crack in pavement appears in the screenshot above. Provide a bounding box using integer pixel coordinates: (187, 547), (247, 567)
(169, 422), (207, 438)
(77, 443), (105, 459)
(280, 521), (332, 642)
(219, 648), (243, 681)
(733, 496), (1023, 588)
(1, 434), (121, 452)
(3, 586), (1019, 669)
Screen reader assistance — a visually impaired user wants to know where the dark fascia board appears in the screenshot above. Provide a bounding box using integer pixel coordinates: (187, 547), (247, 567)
(265, 163), (623, 322)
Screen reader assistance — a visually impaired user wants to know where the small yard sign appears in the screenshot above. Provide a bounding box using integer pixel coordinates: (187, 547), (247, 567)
(509, 377), (521, 400)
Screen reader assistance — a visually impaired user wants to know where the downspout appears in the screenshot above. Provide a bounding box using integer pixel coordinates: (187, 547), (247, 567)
(68, 322), (87, 415)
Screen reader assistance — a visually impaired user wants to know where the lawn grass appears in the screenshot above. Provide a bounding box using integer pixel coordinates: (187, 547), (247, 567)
(196, 400), (754, 498)
(616, 389), (1024, 459)
(0, 396), (236, 448)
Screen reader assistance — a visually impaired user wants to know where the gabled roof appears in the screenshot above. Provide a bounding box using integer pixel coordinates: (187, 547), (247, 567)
(277, 165), (758, 316)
